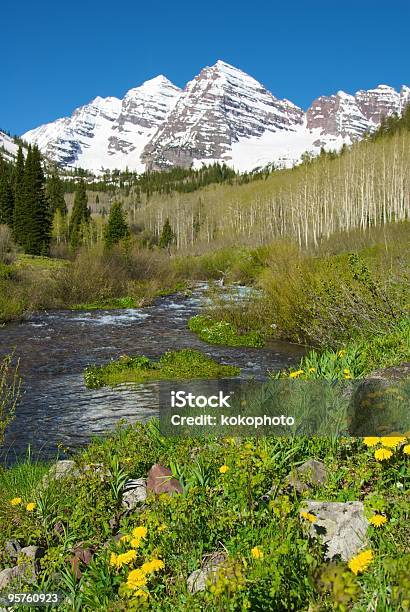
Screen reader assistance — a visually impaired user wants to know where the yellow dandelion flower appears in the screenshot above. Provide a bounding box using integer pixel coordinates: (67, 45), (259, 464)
(380, 436), (406, 448)
(370, 514), (387, 527)
(403, 444), (410, 455)
(348, 549), (373, 575)
(374, 447), (393, 461)
(26, 502), (36, 512)
(308, 367), (316, 373)
(109, 552), (118, 567)
(337, 350), (347, 358)
(219, 464), (229, 474)
(300, 511), (317, 523)
(289, 369), (304, 379)
(10, 497), (22, 506)
(140, 559), (164, 574)
(132, 526), (147, 540)
(251, 546), (263, 559)
(127, 568), (147, 590)
(131, 538), (142, 548)
(363, 437), (380, 447)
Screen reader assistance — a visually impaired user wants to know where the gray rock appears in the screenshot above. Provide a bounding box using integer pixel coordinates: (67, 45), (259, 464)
(287, 459), (328, 494)
(0, 567), (16, 590)
(42, 460), (79, 487)
(301, 501), (368, 561)
(4, 539), (21, 559)
(19, 546), (44, 561)
(122, 478), (147, 510)
(187, 551), (227, 594)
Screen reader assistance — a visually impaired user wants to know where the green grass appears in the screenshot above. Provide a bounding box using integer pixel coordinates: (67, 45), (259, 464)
(84, 349), (240, 388)
(72, 296), (139, 310)
(0, 423), (408, 610)
(188, 315), (265, 347)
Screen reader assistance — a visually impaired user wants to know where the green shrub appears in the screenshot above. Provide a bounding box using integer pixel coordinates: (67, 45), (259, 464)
(188, 315), (265, 347)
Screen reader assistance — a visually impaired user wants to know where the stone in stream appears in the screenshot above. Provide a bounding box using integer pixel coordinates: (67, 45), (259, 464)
(122, 478), (147, 510)
(147, 464), (183, 496)
(300, 501), (368, 561)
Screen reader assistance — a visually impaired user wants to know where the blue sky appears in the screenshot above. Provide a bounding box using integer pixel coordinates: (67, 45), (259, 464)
(2, 0), (409, 135)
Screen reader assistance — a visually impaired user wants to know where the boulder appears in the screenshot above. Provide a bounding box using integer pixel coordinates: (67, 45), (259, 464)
(42, 460), (79, 487)
(0, 567), (16, 590)
(300, 500), (368, 561)
(187, 551), (227, 594)
(19, 546), (44, 561)
(122, 478), (147, 510)
(147, 464), (183, 496)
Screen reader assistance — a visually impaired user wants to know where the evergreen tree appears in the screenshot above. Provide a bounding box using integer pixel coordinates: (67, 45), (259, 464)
(0, 157), (14, 227)
(12, 146), (25, 245)
(159, 218), (175, 254)
(104, 201), (129, 248)
(46, 170), (67, 215)
(69, 180), (90, 249)
(22, 145), (51, 255)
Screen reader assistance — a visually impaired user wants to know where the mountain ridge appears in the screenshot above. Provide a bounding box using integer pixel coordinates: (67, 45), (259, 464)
(20, 61), (410, 173)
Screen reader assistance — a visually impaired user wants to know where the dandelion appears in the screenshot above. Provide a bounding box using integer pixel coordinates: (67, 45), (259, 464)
(370, 514), (387, 527)
(380, 436), (406, 448)
(251, 546), (263, 559)
(289, 369), (304, 379)
(111, 549), (137, 568)
(308, 367), (316, 373)
(403, 444), (410, 455)
(337, 350), (347, 357)
(300, 511), (317, 523)
(119, 534), (131, 543)
(348, 550), (373, 574)
(132, 526), (147, 540)
(219, 465), (229, 474)
(374, 448), (393, 461)
(140, 559), (164, 574)
(26, 502), (36, 512)
(363, 437), (380, 447)
(10, 497), (22, 506)
(127, 568), (147, 590)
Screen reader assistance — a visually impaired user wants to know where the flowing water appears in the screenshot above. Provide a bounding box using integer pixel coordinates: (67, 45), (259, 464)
(0, 285), (305, 461)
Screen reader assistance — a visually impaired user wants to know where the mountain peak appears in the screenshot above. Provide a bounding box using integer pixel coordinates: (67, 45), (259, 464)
(139, 74), (179, 91)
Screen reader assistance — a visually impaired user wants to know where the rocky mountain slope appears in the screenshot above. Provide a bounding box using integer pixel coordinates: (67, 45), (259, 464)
(21, 62), (409, 173)
(0, 131), (19, 162)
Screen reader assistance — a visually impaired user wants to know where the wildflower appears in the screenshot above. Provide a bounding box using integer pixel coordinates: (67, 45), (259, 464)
(132, 526), (147, 540)
(140, 559), (164, 574)
(219, 464), (229, 474)
(370, 514), (387, 527)
(300, 511), (317, 523)
(26, 502), (36, 512)
(374, 448), (393, 461)
(289, 369), (304, 379)
(348, 549), (373, 574)
(308, 367), (316, 373)
(363, 437), (379, 447)
(403, 444), (410, 455)
(380, 436), (406, 448)
(127, 568), (147, 590)
(251, 546), (263, 559)
(111, 549), (137, 568)
(337, 350), (346, 357)
(10, 497), (22, 506)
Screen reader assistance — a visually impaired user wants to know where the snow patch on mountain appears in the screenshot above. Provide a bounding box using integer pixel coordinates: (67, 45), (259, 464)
(0, 131), (19, 161)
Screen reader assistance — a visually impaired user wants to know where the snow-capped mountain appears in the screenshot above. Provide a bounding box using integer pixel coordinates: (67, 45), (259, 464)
(21, 61), (409, 173)
(0, 130), (19, 162)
